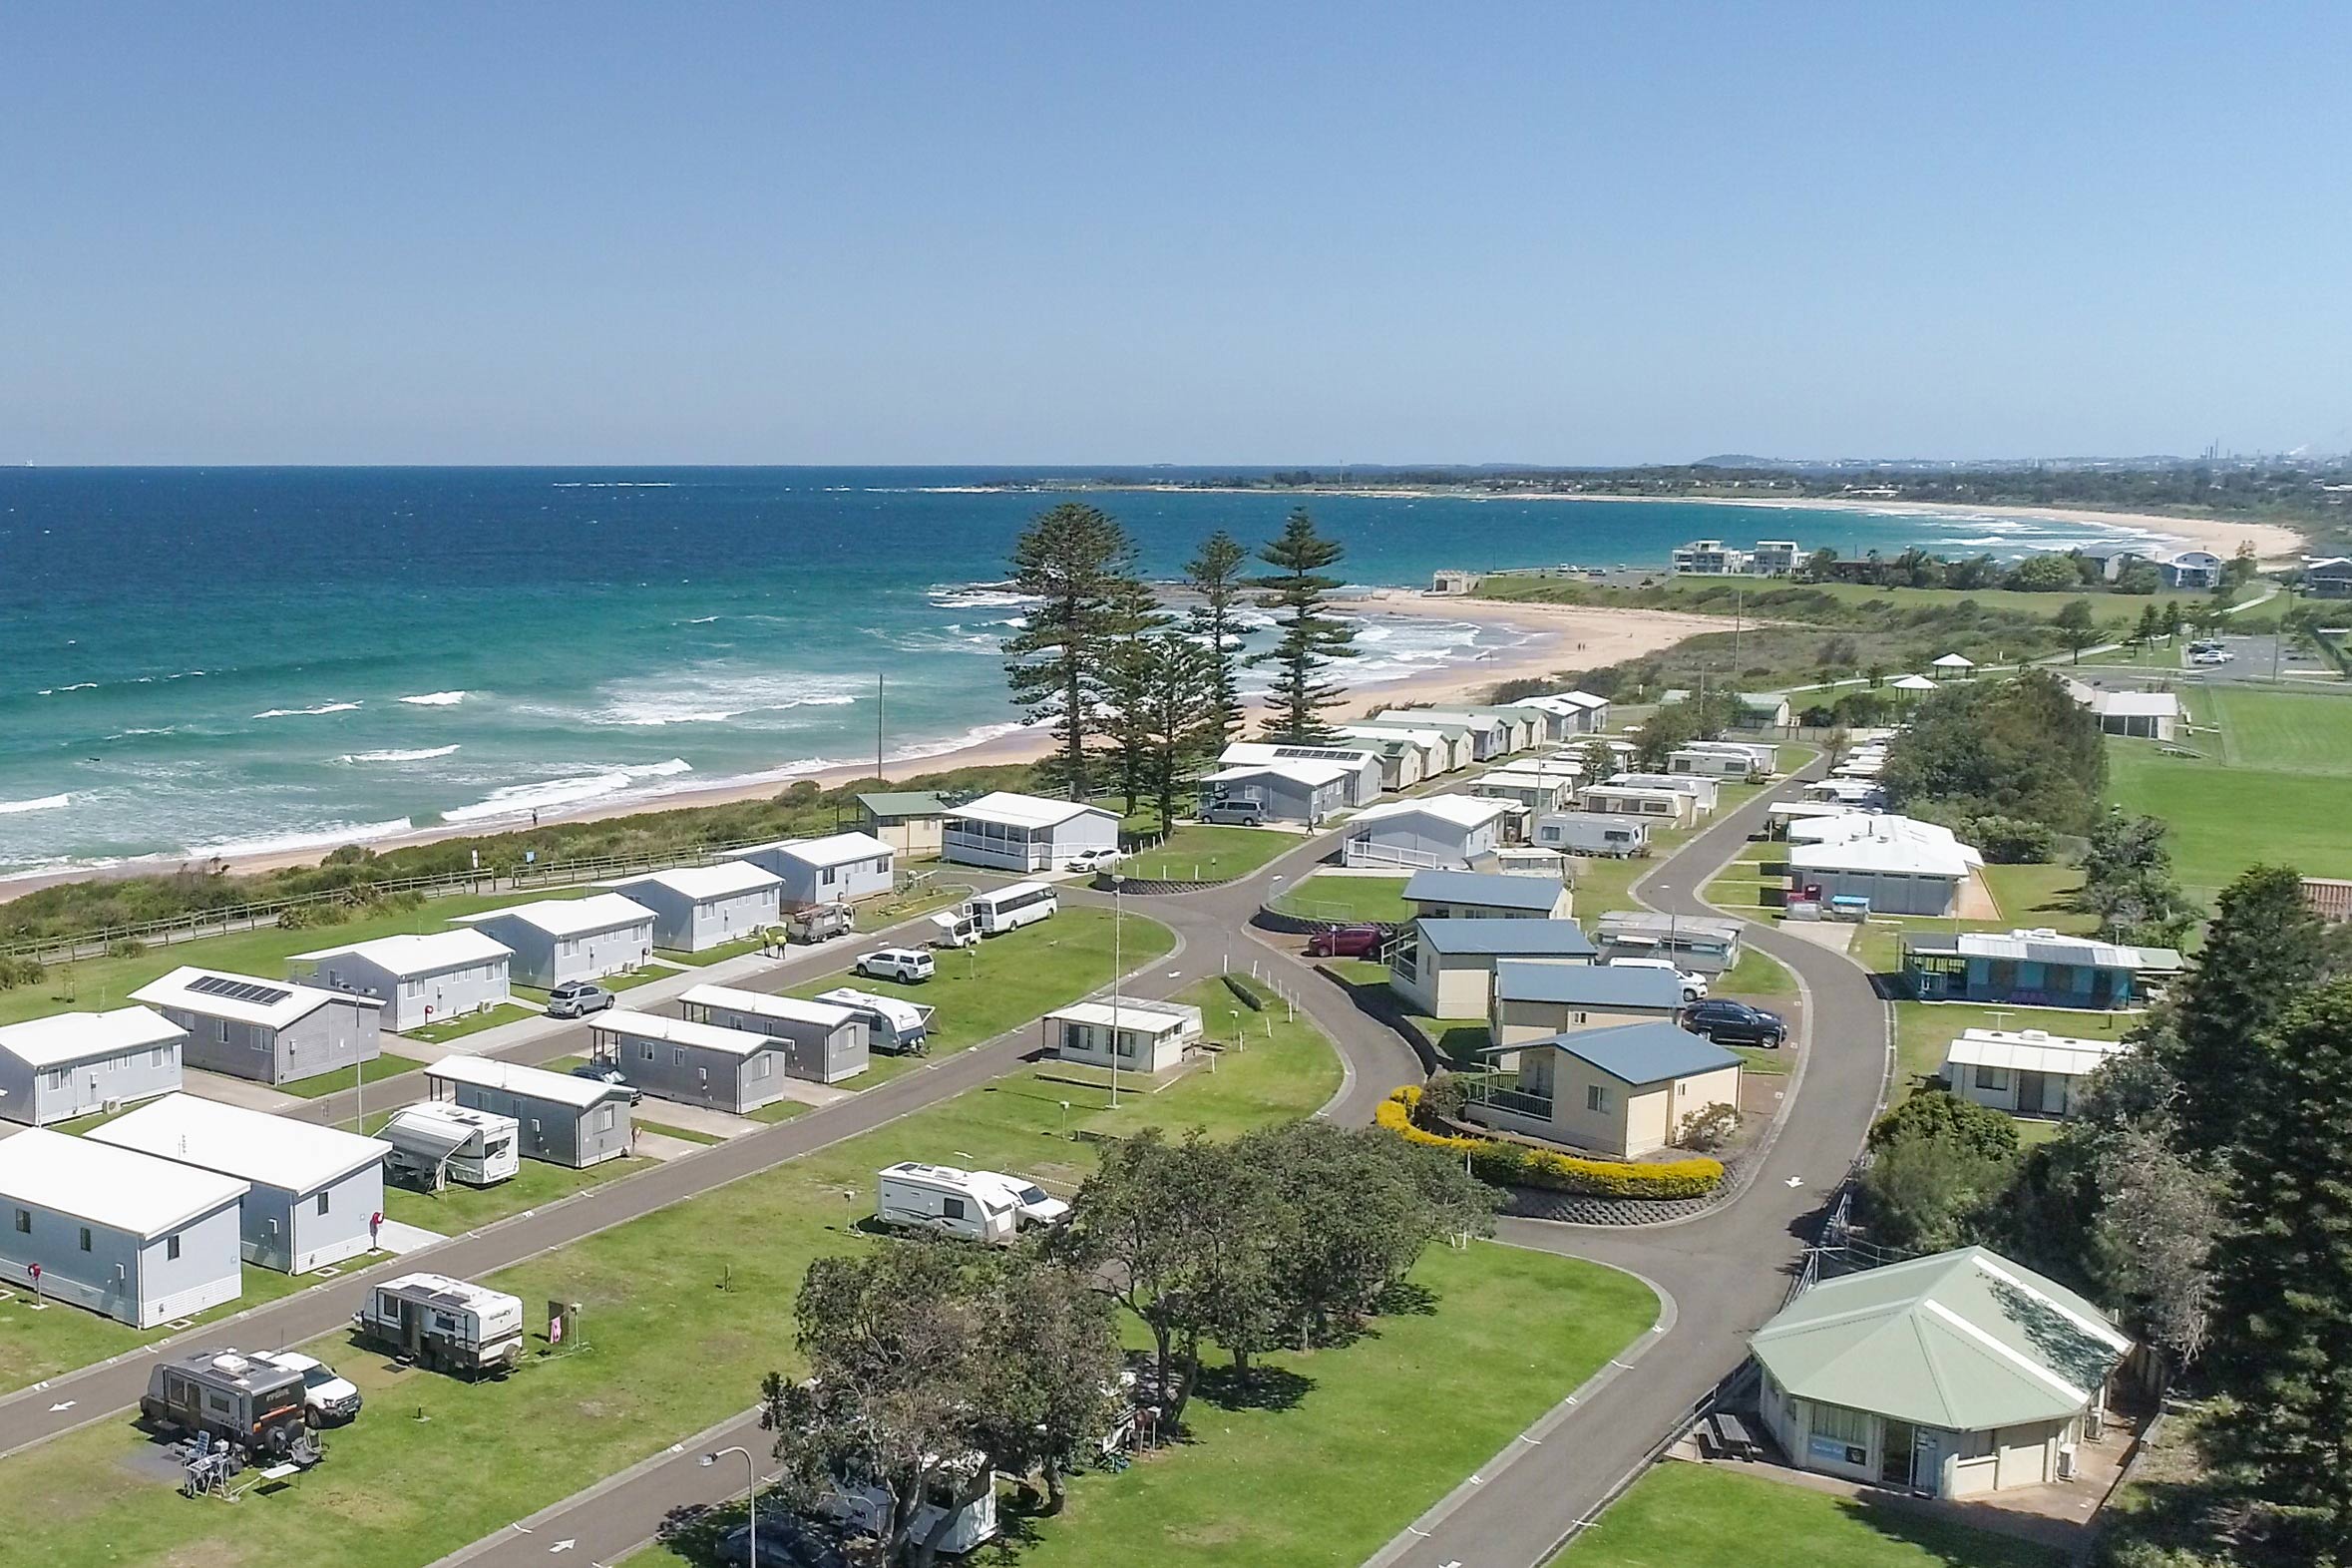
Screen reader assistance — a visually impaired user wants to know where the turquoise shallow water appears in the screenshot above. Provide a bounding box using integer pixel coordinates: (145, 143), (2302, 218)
(0, 468), (2143, 873)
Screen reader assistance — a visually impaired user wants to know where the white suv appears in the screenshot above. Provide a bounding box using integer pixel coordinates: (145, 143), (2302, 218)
(251, 1350), (363, 1426)
(852, 947), (936, 983)
(1606, 956), (1710, 1001)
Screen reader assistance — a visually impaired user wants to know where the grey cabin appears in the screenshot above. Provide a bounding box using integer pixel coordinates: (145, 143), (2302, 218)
(132, 967), (384, 1088)
(425, 1054), (635, 1168)
(675, 983), (871, 1083)
(602, 862), (784, 952)
(0, 1127), (248, 1328)
(453, 894), (656, 988)
(590, 1008), (814, 1113)
(736, 831), (897, 910)
(0, 1005), (185, 1126)
(285, 928), (515, 1032)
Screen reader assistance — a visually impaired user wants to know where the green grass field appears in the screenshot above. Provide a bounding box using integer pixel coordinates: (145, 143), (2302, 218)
(1891, 999), (2134, 1103)
(0, 973), (1428, 1568)
(1122, 825), (1302, 883)
(1275, 873), (1412, 924)
(0, 1261), (317, 1397)
(1714, 945), (1796, 998)
(1558, 1461), (2062, 1568)
(0, 888), (591, 1027)
(399, 1000), (540, 1045)
(271, 1045), (436, 1098)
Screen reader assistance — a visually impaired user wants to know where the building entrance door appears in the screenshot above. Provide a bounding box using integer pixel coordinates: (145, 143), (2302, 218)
(1880, 1420), (1917, 1488)
(2018, 1070), (2051, 1115)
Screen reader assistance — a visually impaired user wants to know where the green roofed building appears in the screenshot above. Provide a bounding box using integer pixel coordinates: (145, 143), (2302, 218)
(855, 791), (948, 858)
(1753, 1246), (2132, 1498)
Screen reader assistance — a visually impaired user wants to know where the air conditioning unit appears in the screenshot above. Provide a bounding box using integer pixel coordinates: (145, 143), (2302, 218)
(2056, 1447), (2079, 1481)
(103, 1098), (122, 1114)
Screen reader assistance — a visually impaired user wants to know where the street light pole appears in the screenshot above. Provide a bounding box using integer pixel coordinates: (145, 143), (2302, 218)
(1109, 872), (1125, 1109)
(701, 1446), (757, 1565)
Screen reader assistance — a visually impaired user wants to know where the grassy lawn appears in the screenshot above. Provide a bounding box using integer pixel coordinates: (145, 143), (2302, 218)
(512, 966), (668, 1006)
(1273, 873), (1412, 925)
(1714, 945), (1796, 998)
(745, 1097), (815, 1124)
(637, 1121), (723, 1146)
(1122, 825), (1301, 883)
(399, 1000), (540, 1045)
(270, 1045), (435, 1098)
(654, 935), (771, 967)
(784, 905), (1176, 1087)
(0, 888), (585, 1028)
(1558, 1460), (2063, 1568)
(358, 1107), (663, 1233)
(1702, 840), (1781, 914)
(1975, 862), (2089, 928)
(0, 973), (1370, 1568)
(1730, 1044), (1791, 1075)
(0, 1261), (320, 1397)
(1891, 999), (2135, 1103)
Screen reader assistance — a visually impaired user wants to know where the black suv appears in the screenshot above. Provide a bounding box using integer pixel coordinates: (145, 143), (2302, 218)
(1683, 997), (1786, 1048)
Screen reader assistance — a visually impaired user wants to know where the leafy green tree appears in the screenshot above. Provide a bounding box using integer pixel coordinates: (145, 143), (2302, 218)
(1864, 661), (1888, 689)
(2053, 597), (2100, 662)
(2207, 983), (2352, 1563)
(1861, 1127), (2017, 1254)
(2077, 811), (2199, 948)
(1122, 632), (1224, 835)
(2008, 552), (2085, 591)
(1631, 701), (1701, 771)
(2162, 865), (2328, 1158)
(2160, 600), (2184, 642)
(1184, 530), (1252, 744)
(1578, 736), (1618, 787)
(1003, 504), (1137, 798)
(1868, 1088), (2022, 1162)
(1252, 509), (1358, 743)
(1101, 577), (1175, 817)
(2090, 1120), (2220, 1369)
(973, 1256), (1126, 1516)
(2134, 602), (2163, 645)
(1880, 669), (2108, 832)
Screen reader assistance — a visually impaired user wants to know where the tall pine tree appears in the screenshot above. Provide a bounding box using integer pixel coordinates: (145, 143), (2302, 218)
(1001, 504), (1135, 799)
(1124, 632), (1221, 836)
(2208, 982), (2352, 1564)
(1183, 530), (1250, 745)
(1251, 508), (1356, 743)
(1101, 577), (1174, 817)
(2163, 864), (2327, 1157)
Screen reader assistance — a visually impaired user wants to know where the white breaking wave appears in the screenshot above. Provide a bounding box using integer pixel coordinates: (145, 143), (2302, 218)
(0, 792), (72, 815)
(252, 701), (362, 719)
(36, 682), (99, 695)
(193, 817), (418, 860)
(588, 669), (865, 726)
(928, 583), (1045, 611)
(440, 759), (694, 825)
(341, 745), (462, 764)
(398, 690), (469, 706)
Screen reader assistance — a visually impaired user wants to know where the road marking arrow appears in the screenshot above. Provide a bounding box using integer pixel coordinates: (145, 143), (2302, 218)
(1785, 1175), (1805, 1188)
(48, 1400), (74, 1411)
(550, 1542), (577, 1554)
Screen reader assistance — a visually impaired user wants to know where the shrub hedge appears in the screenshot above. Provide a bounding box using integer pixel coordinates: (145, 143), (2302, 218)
(1375, 1086), (1724, 1200)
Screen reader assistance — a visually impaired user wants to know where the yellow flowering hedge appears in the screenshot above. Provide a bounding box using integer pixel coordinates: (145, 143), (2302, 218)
(1376, 1086), (1724, 1200)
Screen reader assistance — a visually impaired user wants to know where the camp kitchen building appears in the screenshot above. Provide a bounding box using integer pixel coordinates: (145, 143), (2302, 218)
(454, 895), (656, 988)
(90, 1094), (390, 1274)
(0, 1126), (248, 1328)
(132, 967), (384, 1087)
(285, 929), (515, 1032)
(0, 1006), (185, 1126)
(602, 862), (785, 952)
(425, 1054), (635, 1168)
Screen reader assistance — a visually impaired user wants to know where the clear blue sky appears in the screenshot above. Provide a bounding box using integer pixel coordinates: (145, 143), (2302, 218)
(5, 3), (2345, 465)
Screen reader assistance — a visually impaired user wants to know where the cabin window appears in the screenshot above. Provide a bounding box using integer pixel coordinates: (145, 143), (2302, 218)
(12, 1209), (28, 1234)
(639, 1041), (654, 1060)
(1810, 1401), (1873, 1449)
(78, 1227), (93, 1252)
(821, 866), (837, 886)
(167, 1235), (181, 1261)
(596, 1105), (615, 1132)
(152, 1044), (168, 1066)
(1973, 1066), (2012, 1092)
(317, 1190), (331, 1216)
(1586, 1084), (1611, 1113)
(671, 1047), (685, 1066)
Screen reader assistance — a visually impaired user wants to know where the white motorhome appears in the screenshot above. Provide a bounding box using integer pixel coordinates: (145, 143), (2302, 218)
(965, 882), (1058, 936)
(875, 1161), (1019, 1245)
(353, 1273), (526, 1377)
(813, 987), (937, 1055)
(380, 1103), (521, 1189)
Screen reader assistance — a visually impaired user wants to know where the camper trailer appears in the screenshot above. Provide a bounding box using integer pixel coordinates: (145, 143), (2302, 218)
(1533, 812), (1654, 858)
(353, 1273), (526, 1378)
(928, 907), (981, 949)
(141, 1350), (319, 1465)
(380, 1103), (520, 1190)
(822, 1460), (1000, 1555)
(875, 1161), (1019, 1245)
(812, 987), (936, 1055)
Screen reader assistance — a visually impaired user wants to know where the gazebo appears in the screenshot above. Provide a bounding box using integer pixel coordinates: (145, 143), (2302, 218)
(1891, 673), (1939, 692)
(1929, 652), (1976, 677)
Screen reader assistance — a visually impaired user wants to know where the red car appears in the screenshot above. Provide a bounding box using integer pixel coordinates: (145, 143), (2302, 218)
(1307, 924), (1384, 958)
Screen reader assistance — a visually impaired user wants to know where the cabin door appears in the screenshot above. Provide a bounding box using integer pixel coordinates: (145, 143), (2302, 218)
(2017, 1070), (2052, 1115)
(1879, 1420), (1918, 1488)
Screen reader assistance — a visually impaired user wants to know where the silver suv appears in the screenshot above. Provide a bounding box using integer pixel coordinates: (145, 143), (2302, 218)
(546, 980), (615, 1018)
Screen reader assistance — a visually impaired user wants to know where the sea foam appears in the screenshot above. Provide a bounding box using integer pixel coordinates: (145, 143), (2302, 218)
(252, 701), (363, 719)
(0, 792), (72, 815)
(340, 745), (462, 764)
(398, 690), (469, 706)
(440, 759), (694, 825)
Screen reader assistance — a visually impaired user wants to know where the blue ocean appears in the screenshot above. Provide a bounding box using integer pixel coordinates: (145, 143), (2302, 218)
(0, 468), (2143, 875)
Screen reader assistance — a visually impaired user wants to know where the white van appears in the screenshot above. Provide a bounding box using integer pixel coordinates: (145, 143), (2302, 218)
(1606, 956), (1709, 1000)
(966, 882), (1058, 936)
(876, 1161), (1019, 1245)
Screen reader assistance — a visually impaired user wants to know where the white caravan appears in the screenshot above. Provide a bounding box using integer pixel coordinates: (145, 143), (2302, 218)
(380, 1103), (521, 1189)
(813, 987), (937, 1055)
(875, 1161), (1019, 1245)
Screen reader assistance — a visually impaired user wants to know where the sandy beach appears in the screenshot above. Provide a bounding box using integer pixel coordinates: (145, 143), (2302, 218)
(0, 594), (1705, 897)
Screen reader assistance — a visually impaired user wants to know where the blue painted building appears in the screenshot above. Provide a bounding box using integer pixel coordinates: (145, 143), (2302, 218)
(1902, 929), (2183, 1010)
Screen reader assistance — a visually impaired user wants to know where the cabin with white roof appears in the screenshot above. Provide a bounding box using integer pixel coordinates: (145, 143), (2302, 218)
(2062, 677), (2183, 741)
(1940, 1028), (2133, 1120)
(1341, 795), (1514, 870)
(1471, 762), (1581, 818)
(1045, 1000), (1204, 1075)
(1214, 742), (1386, 806)
(132, 967), (383, 1087)
(452, 894), (655, 988)
(285, 928), (515, 1032)
(1198, 758), (1357, 826)
(425, 1054), (634, 1168)
(675, 982), (872, 1084)
(0, 1127), (248, 1327)
(602, 862), (785, 951)
(941, 792), (1119, 873)
(1605, 772), (1721, 814)
(0, 1006), (185, 1126)
(588, 1007), (824, 1112)
(1506, 691), (1610, 740)
(736, 832), (896, 910)
(1788, 815), (1984, 918)
(89, 1094), (390, 1273)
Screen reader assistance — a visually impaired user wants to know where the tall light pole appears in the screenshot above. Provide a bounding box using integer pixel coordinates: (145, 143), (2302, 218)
(1109, 871), (1125, 1110)
(701, 1446), (757, 1565)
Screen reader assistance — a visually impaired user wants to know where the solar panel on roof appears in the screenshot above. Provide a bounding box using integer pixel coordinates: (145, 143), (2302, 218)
(188, 974), (293, 1006)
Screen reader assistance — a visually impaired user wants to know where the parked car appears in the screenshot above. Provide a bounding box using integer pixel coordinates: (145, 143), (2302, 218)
(250, 1350), (363, 1426)
(1065, 846), (1124, 874)
(1606, 956), (1709, 1000)
(1682, 997), (1786, 1047)
(546, 980), (615, 1018)
(852, 947), (936, 983)
(718, 1519), (849, 1568)
(571, 1060), (643, 1104)
(1307, 924), (1384, 959)
(1200, 798), (1267, 826)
